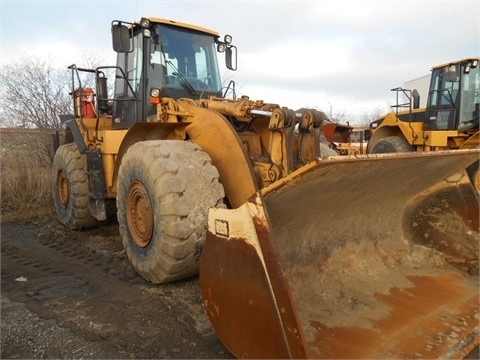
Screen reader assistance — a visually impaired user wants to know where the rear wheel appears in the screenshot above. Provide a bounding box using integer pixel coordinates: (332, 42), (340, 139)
(116, 140), (225, 284)
(52, 143), (103, 230)
(369, 136), (414, 153)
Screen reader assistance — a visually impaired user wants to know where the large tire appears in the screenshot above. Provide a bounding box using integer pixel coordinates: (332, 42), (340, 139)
(369, 136), (414, 153)
(52, 143), (103, 230)
(116, 140), (225, 284)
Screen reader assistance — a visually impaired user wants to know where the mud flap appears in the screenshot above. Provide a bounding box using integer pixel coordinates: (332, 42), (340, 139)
(200, 149), (479, 359)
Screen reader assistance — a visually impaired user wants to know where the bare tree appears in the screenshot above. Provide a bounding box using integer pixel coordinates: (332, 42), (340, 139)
(0, 56), (72, 131)
(359, 106), (389, 127)
(331, 108), (349, 123)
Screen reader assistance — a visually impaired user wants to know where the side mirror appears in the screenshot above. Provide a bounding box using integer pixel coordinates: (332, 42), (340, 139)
(112, 22), (132, 53)
(412, 89), (420, 109)
(225, 45), (237, 71)
(363, 129), (371, 141)
(216, 34), (237, 71)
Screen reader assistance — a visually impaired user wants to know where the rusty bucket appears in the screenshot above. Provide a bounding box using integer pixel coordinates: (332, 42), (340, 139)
(200, 150), (479, 359)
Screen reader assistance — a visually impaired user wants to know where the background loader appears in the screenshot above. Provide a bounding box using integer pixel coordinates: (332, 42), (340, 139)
(367, 58), (479, 193)
(52, 17), (479, 358)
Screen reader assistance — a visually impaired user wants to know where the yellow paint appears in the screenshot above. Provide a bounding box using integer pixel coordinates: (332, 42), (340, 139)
(97, 130), (128, 154)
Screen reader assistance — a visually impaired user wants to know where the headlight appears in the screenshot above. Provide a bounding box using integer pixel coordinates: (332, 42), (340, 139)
(140, 17), (150, 28)
(149, 88), (161, 104)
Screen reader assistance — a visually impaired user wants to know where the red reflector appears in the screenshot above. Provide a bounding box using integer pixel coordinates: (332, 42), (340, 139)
(149, 97), (160, 104)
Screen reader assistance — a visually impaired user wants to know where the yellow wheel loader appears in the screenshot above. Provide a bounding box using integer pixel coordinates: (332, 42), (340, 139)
(367, 58), (480, 194)
(53, 18), (479, 358)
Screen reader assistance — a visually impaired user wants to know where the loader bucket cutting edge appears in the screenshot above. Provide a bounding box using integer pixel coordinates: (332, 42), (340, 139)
(200, 149), (479, 359)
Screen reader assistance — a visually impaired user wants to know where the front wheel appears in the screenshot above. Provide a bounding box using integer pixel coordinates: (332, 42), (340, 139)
(369, 136), (414, 153)
(116, 140), (225, 284)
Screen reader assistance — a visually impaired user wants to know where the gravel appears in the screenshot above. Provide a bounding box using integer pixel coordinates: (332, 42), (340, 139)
(1, 295), (123, 359)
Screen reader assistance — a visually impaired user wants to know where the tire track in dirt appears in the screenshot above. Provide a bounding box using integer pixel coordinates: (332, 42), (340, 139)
(1, 219), (231, 359)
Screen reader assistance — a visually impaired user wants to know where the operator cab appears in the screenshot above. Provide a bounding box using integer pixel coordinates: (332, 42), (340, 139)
(111, 17), (236, 128)
(425, 58), (479, 131)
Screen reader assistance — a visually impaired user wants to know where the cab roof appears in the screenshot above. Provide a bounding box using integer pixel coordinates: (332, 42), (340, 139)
(432, 57), (480, 70)
(137, 17), (220, 37)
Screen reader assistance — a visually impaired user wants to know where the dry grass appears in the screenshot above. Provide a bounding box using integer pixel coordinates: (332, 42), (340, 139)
(1, 150), (55, 222)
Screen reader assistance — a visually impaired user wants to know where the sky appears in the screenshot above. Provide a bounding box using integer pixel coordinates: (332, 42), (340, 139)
(1, 0), (479, 123)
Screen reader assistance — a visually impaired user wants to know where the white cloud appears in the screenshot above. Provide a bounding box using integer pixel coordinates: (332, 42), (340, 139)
(1, 0), (478, 122)
(310, 0), (375, 22)
(3, 40), (116, 70)
(241, 38), (352, 81)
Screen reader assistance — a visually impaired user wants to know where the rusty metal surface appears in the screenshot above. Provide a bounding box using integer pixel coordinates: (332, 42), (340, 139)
(200, 201), (306, 358)
(322, 123), (352, 143)
(265, 150), (479, 358)
(303, 273), (479, 359)
(201, 150), (479, 358)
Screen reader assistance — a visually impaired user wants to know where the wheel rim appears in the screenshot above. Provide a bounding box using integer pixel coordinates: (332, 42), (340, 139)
(126, 181), (154, 248)
(57, 170), (69, 208)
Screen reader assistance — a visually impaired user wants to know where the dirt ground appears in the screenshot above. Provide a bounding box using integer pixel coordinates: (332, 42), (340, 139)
(1, 217), (232, 359)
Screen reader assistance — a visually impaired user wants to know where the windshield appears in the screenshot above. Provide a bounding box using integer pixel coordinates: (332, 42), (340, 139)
(459, 63), (480, 130)
(427, 60), (480, 130)
(150, 23), (222, 94)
